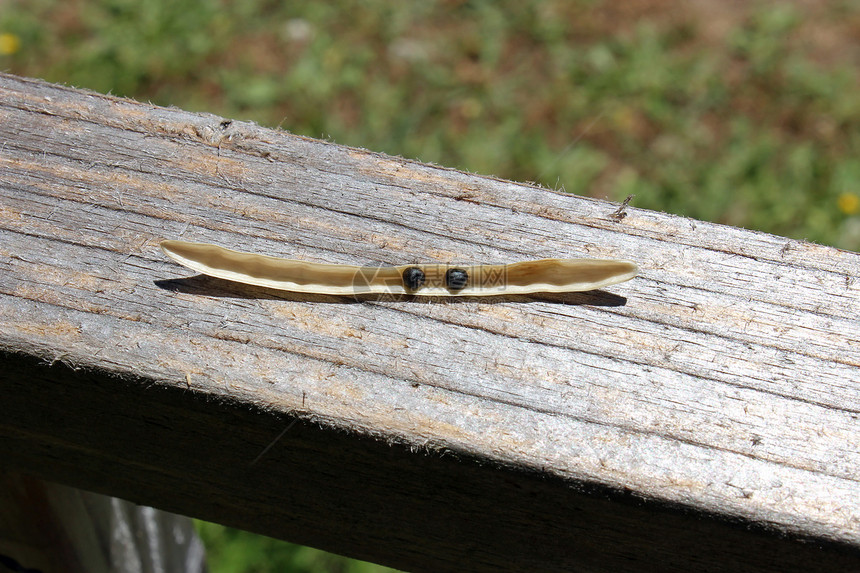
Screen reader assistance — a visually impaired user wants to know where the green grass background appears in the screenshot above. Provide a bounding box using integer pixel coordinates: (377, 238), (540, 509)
(2, 0), (859, 570)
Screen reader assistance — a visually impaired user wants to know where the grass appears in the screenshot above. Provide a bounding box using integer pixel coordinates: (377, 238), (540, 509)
(3, 1), (860, 248)
(195, 521), (399, 573)
(2, 0), (859, 569)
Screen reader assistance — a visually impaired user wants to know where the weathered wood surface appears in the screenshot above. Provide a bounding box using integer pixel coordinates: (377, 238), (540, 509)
(1, 72), (859, 571)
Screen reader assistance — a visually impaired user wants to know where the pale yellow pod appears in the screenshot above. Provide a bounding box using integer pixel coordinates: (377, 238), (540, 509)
(160, 240), (638, 296)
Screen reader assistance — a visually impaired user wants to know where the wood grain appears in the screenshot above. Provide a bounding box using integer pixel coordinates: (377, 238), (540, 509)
(1, 72), (859, 571)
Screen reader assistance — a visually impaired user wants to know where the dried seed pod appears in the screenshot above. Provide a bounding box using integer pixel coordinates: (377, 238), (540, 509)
(160, 240), (638, 296)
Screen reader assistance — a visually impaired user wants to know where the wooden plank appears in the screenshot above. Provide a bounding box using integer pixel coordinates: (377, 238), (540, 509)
(1, 72), (859, 571)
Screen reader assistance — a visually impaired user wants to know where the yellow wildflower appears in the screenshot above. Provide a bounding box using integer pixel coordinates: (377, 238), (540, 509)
(837, 193), (860, 215)
(0, 33), (21, 56)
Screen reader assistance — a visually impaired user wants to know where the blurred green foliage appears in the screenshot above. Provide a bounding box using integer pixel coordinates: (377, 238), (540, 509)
(195, 521), (399, 573)
(1, 0), (859, 568)
(3, 0), (859, 248)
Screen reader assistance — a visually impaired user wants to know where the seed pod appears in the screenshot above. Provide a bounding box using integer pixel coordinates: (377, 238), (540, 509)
(160, 240), (638, 296)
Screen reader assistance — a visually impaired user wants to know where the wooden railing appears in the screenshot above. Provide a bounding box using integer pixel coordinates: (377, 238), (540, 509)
(1, 73), (859, 571)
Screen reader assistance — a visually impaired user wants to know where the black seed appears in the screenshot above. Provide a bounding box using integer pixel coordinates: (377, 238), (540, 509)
(446, 268), (468, 290)
(402, 267), (425, 290)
